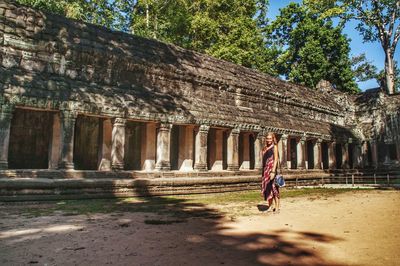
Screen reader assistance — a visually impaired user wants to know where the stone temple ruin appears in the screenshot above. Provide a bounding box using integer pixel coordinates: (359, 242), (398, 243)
(0, 0), (399, 199)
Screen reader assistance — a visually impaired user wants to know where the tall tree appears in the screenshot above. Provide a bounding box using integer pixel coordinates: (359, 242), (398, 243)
(306, 0), (400, 94)
(16, 0), (124, 30)
(267, 3), (358, 93)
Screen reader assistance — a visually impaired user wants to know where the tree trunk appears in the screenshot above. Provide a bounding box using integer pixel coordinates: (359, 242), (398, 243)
(385, 48), (395, 94)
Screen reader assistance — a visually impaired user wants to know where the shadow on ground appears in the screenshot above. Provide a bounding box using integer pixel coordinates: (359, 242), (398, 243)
(0, 184), (345, 265)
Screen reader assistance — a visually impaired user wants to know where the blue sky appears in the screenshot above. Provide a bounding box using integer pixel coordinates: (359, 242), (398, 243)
(268, 0), (398, 91)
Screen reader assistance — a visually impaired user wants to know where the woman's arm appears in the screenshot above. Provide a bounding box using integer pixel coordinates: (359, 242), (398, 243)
(271, 145), (279, 178)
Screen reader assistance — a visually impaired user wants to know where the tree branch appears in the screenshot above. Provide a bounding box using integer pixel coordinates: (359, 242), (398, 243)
(391, 25), (400, 54)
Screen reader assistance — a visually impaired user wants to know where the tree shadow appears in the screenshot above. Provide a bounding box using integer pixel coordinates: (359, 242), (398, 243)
(0, 179), (347, 265)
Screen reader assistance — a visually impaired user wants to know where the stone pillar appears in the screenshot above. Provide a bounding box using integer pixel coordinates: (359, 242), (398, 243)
(142, 123), (156, 171)
(353, 143), (362, 169)
(361, 141), (368, 168)
(287, 136), (292, 169)
(280, 134), (288, 170)
(49, 113), (61, 169)
(227, 128), (240, 171)
(254, 132), (264, 170)
(98, 118), (112, 171)
(396, 141), (400, 163)
(240, 133), (250, 169)
(328, 141), (336, 169)
(58, 110), (77, 170)
(179, 125), (194, 171)
(314, 139), (322, 169)
(155, 123), (172, 171)
(342, 142), (350, 169)
(297, 137), (306, 169)
(111, 118), (126, 170)
(0, 104), (13, 169)
(371, 140), (378, 169)
(194, 125), (209, 171)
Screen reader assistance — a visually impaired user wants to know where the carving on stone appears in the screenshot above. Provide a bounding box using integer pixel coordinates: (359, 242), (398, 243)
(113, 118), (126, 127)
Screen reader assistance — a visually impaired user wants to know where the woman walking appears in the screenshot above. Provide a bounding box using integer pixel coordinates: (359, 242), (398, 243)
(261, 132), (280, 212)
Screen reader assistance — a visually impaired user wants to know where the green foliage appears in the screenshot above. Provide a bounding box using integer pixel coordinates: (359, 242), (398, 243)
(305, 0), (400, 93)
(16, 0), (124, 30)
(267, 3), (359, 93)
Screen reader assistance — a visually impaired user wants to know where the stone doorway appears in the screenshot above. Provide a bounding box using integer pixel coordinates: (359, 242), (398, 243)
(348, 143), (354, 169)
(289, 138), (297, 169)
(239, 132), (255, 170)
(125, 121), (144, 170)
(207, 128), (228, 170)
(8, 108), (54, 169)
(321, 142), (329, 169)
(74, 115), (101, 170)
(170, 125), (195, 171)
(335, 143), (343, 169)
(306, 140), (314, 169)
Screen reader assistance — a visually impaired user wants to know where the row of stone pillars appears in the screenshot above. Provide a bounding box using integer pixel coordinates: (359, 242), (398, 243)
(1, 107), (398, 170)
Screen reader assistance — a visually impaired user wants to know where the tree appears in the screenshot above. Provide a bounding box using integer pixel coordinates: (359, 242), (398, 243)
(18, 0), (277, 75)
(16, 0), (123, 30)
(306, 0), (400, 94)
(267, 3), (358, 93)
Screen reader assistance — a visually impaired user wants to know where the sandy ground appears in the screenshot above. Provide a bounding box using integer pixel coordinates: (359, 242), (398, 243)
(0, 190), (399, 266)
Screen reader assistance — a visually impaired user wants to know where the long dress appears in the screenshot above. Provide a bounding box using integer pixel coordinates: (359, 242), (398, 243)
(261, 144), (280, 204)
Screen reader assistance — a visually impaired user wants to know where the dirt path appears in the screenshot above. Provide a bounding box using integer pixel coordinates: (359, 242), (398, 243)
(1, 190), (399, 266)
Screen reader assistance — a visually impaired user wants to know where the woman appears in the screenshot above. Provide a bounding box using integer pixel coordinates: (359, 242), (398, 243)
(261, 132), (280, 212)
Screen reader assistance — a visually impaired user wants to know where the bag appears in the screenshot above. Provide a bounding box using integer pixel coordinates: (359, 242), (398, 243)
(275, 174), (285, 187)
(275, 149), (285, 187)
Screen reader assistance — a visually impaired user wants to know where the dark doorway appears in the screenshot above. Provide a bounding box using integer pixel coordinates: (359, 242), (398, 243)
(388, 144), (397, 160)
(306, 140), (314, 169)
(290, 138), (297, 169)
(8, 109), (53, 169)
(321, 142), (329, 169)
(170, 125), (179, 170)
(125, 121), (144, 170)
(348, 143), (354, 169)
(367, 141), (373, 167)
(335, 143), (343, 169)
(249, 134), (255, 169)
(74, 115), (101, 170)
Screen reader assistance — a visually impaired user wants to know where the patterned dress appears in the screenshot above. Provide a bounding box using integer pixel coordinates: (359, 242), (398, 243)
(261, 144), (280, 204)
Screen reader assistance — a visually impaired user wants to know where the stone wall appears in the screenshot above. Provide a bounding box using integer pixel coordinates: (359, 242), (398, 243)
(0, 0), (399, 173)
(0, 0), (352, 141)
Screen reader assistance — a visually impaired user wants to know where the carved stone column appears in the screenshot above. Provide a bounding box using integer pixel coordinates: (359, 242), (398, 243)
(111, 118), (126, 170)
(342, 142), (350, 169)
(314, 139), (322, 169)
(194, 125), (209, 171)
(328, 141), (336, 169)
(297, 137), (306, 169)
(240, 132), (250, 170)
(0, 104), (14, 169)
(352, 143), (362, 169)
(254, 132), (264, 170)
(371, 140), (378, 169)
(142, 123), (156, 171)
(49, 113), (61, 169)
(361, 141), (369, 168)
(98, 118), (112, 171)
(227, 128), (240, 171)
(280, 134), (288, 170)
(58, 110), (77, 170)
(156, 123), (172, 171)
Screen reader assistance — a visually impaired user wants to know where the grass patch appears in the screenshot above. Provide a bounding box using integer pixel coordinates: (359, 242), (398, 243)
(4, 187), (371, 218)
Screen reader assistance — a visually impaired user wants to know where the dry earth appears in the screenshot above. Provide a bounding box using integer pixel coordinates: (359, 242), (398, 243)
(0, 189), (399, 266)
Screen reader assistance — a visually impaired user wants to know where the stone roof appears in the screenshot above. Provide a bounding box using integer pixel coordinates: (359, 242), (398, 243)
(0, 0), (351, 139)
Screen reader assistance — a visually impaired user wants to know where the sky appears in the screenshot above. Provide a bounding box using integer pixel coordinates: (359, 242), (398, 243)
(268, 0), (398, 91)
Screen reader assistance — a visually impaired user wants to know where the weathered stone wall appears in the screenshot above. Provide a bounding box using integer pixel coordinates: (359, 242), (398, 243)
(0, 0), (351, 141)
